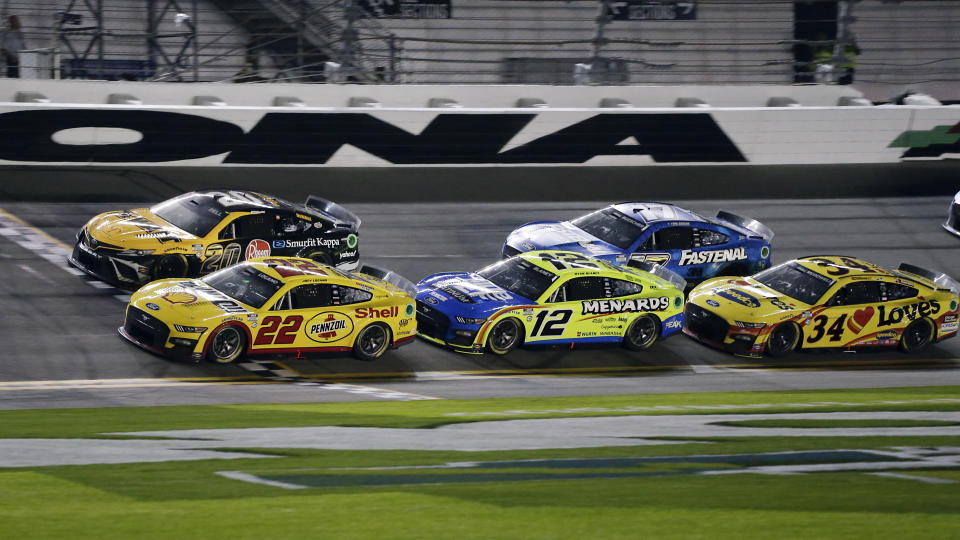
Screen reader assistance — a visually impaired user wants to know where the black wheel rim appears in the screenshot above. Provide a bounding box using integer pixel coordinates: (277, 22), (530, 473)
(360, 325), (388, 356)
(212, 328), (241, 361)
(491, 320), (519, 351)
(770, 325), (795, 354)
(905, 322), (931, 349)
(629, 317), (657, 348)
(155, 256), (185, 278)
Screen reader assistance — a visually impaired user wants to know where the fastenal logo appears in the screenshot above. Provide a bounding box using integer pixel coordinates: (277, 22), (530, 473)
(678, 247), (747, 266)
(245, 239), (271, 259)
(306, 311), (354, 343)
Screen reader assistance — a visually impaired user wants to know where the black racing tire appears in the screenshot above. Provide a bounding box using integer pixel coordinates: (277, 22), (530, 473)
(900, 318), (935, 354)
(766, 322), (800, 358)
(353, 323), (392, 361)
(486, 318), (523, 355)
(623, 315), (660, 351)
(206, 326), (246, 364)
(153, 254), (189, 280)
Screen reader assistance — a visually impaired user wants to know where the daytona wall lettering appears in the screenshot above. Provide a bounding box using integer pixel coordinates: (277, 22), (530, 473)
(678, 247), (747, 266)
(581, 297), (670, 315)
(877, 300), (941, 327)
(0, 110), (746, 165)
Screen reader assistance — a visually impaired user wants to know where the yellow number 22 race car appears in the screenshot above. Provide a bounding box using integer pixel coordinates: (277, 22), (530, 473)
(120, 257), (417, 363)
(684, 255), (960, 357)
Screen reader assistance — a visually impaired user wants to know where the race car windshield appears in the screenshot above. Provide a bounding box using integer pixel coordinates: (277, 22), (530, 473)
(151, 196), (225, 237)
(571, 208), (646, 250)
(753, 262), (835, 305)
(478, 258), (557, 301)
(202, 265), (283, 309)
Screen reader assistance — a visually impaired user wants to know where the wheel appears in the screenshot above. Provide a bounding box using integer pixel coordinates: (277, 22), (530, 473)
(153, 254), (189, 280)
(353, 323), (391, 361)
(623, 315), (660, 351)
(486, 318), (522, 355)
(900, 318), (934, 354)
(206, 326), (246, 364)
(766, 322), (800, 358)
(303, 250), (332, 266)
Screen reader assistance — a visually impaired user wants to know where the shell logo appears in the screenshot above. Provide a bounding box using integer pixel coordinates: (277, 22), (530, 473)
(306, 311), (354, 343)
(161, 291), (198, 304)
(246, 239), (271, 259)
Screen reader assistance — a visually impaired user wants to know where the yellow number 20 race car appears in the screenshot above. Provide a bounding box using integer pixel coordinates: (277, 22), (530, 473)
(684, 255), (960, 357)
(120, 257), (417, 362)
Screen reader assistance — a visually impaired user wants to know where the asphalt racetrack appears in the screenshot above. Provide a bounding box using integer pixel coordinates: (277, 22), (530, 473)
(2, 196), (960, 409)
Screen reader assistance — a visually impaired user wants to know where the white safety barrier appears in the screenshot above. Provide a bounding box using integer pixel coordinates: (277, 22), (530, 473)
(0, 79), (956, 167)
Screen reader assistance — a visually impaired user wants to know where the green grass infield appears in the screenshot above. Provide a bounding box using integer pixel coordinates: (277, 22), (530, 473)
(0, 385), (958, 539)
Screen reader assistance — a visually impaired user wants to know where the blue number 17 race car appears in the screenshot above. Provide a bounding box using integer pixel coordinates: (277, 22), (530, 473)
(502, 202), (773, 286)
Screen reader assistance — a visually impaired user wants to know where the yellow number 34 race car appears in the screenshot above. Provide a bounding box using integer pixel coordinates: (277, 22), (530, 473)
(684, 255), (960, 357)
(120, 257), (417, 363)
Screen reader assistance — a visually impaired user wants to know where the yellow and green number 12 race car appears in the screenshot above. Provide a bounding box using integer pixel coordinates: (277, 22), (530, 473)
(120, 257), (417, 363)
(415, 250), (686, 355)
(684, 255), (960, 357)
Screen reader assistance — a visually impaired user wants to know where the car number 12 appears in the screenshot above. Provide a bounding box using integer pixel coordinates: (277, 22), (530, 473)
(530, 309), (573, 337)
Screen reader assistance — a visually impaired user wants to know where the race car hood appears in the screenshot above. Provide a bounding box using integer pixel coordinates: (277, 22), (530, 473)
(129, 279), (254, 326)
(506, 221), (621, 258)
(689, 277), (804, 322)
(86, 208), (199, 249)
(416, 272), (534, 318)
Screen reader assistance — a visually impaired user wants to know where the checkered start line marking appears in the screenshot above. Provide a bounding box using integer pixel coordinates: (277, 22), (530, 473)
(0, 208), (132, 303)
(239, 359), (436, 400)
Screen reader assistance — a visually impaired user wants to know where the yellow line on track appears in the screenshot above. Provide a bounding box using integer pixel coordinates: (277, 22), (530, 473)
(0, 207), (74, 249)
(0, 356), (955, 391)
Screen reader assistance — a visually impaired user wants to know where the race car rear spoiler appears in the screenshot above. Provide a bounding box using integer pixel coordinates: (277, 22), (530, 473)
(630, 261), (688, 292)
(716, 210), (774, 242)
(896, 263), (960, 296)
(305, 196), (361, 233)
(355, 264), (418, 297)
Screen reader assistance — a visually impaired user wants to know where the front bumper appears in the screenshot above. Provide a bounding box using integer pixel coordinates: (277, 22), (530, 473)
(944, 200), (960, 237)
(682, 303), (761, 356)
(70, 236), (152, 288)
(415, 300), (483, 353)
(119, 306), (202, 361)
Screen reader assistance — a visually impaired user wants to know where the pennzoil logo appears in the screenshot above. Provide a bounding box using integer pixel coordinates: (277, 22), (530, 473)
(306, 311), (354, 343)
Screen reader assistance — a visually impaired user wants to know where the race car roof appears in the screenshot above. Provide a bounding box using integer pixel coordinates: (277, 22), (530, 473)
(610, 202), (704, 224)
(793, 255), (894, 280)
(191, 189), (298, 214)
(518, 251), (634, 279)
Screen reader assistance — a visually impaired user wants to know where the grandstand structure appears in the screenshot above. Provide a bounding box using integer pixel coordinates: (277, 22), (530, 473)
(0, 1), (957, 100)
